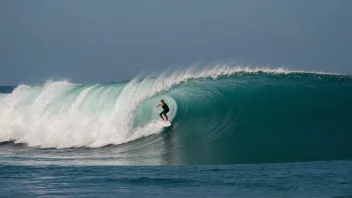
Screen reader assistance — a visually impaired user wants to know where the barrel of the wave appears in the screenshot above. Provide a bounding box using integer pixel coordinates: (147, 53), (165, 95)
(164, 72), (352, 165)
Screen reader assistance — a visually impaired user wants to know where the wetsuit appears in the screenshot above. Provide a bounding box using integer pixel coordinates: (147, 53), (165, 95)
(159, 103), (169, 121)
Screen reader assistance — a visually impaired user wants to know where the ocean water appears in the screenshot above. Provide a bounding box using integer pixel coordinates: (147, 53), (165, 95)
(1, 67), (352, 197)
(1, 161), (352, 198)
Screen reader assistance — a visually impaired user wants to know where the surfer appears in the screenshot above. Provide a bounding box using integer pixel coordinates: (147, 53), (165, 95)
(157, 99), (169, 121)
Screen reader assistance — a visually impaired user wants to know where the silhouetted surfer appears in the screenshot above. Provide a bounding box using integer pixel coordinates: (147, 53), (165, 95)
(157, 99), (169, 121)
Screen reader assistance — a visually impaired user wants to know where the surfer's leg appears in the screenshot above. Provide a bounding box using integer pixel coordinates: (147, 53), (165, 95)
(164, 110), (169, 121)
(159, 111), (165, 121)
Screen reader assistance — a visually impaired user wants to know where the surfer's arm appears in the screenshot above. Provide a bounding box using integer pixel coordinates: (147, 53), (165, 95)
(157, 104), (161, 108)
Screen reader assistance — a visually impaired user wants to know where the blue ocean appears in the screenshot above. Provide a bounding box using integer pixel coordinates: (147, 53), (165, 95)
(1, 67), (352, 197)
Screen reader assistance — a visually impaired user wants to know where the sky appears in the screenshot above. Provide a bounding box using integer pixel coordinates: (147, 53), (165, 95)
(0, 0), (351, 85)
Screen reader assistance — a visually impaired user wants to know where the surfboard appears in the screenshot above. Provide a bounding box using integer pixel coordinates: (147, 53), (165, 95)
(162, 121), (171, 127)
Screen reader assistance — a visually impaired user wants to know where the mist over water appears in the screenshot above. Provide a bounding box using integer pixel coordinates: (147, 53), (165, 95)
(0, 66), (352, 165)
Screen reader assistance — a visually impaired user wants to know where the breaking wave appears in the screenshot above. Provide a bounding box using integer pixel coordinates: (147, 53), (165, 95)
(1, 66), (352, 164)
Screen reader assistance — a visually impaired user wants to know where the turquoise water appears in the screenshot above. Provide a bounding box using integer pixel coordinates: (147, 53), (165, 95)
(1, 68), (352, 197)
(1, 160), (352, 197)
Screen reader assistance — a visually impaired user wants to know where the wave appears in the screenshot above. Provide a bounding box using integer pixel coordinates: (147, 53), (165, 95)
(0, 66), (352, 164)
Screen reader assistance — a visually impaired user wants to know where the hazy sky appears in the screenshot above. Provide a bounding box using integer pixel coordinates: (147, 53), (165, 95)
(1, 0), (351, 85)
